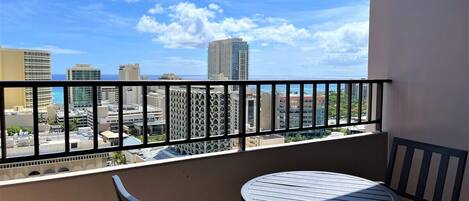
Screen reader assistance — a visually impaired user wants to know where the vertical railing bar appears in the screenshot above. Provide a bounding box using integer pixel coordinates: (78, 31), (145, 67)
(336, 83), (341, 125)
(142, 85), (148, 145)
(0, 87), (6, 159)
(299, 83), (304, 129)
(368, 83), (373, 122)
(165, 85), (170, 143)
(92, 86), (98, 150)
(324, 83), (329, 126)
(63, 87), (70, 153)
(358, 83), (363, 123)
(347, 83), (352, 124)
(239, 84), (246, 151)
(285, 83), (290, 130)
(376, 82), (384, 131)
(312, 83), (317, 128)
(271, 84), (276, 131)
(205, 85), (210, 139)
(186, 85), (191, 141)
(223, 85), (229, 137)
(255, 84), (261, 133)
(32, 86), (39, 156)
(118, 86), (124, 147)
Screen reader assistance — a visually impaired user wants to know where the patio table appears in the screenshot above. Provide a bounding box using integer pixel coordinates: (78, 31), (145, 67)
(241, 171), (400, 201)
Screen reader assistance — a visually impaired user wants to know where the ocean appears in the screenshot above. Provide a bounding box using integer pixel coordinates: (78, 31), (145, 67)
(52, 74), (207, 104)
(51, 74), (341, 104)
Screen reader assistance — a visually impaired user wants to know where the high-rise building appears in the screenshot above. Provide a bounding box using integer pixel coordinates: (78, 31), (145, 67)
(208, 38), (249, 80)
(169, 86), (233, 155)
(260, 92), (326, 131)
(100, 86), (118, 104)
(278, 94), (325, 129)
(0, 47), (52, 111)
(119, 64), (141, 105)
(67, 64), (100, 108)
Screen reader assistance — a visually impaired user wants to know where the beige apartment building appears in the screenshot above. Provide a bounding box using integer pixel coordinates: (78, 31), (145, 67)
(0, 47), (52, 111)
(119, 64), (141, 105)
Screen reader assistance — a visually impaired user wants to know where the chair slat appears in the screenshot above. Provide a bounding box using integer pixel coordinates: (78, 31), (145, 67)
(385, 140), (399, 187)
(452, 152), (468, 201)
(397, 147), (415, 194)
(433, 154), (449, 201)
(415, 150), (432, 198)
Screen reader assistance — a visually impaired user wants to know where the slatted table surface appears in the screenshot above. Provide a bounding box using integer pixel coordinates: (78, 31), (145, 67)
(241, 171), (400, 201)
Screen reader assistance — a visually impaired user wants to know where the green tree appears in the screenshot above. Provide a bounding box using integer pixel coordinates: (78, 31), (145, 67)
(327, 90), (368, 121)
(6, 126), (20, 136)
(69, 119), (77, 131)
(48, 118), (58, 125)
(129, 127), (138, 136)
(111, 151), (127, 165)
(22, 127), (33, 134)
(60, 119), (77, 131)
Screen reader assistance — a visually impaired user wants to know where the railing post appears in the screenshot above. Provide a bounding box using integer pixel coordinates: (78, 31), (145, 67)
(205, 85), (211, 139)
(223, 85), (229, 137)
(358, 83), (363, 123)
(255, 84), (261, 133)
(32, 87), (39, 156)
(118, 86), (124, 147)
(336, 83), (341, 125)
(92, 86), (98, 150)
(285, 83), (290, 130)
(165, 85), (170, 143)
(0, 87), (6, 160)
(238, 84), (246, 151)
(271, 84), (276, 131)
(368, 83), (373, 122)
(142, 85), (148, 144)
(63, 86), (70, 153)
(324, 83), (329, 126)
(312, 83), (317, 128)
(299, 83), (304, 129)
(347, 83), (352, 124)
(375, 82), (384, 131)
(186, 85), (191, 141)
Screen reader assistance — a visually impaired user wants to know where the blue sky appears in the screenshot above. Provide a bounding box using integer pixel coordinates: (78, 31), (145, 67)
(0, 0), (370, 79)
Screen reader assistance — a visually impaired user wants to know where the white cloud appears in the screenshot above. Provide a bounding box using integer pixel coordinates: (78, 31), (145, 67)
(6, 45), (86, 55)
(148, 4), (164, 14)
(35, 45), (85, 55)
(208, 3), (223, 13)
(136, 15), (167, 33)
(312, 21), (368, 65)
(136, 2), (310, 48)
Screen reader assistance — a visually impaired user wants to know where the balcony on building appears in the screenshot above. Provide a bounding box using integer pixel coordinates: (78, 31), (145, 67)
(0, 1), (468, 201)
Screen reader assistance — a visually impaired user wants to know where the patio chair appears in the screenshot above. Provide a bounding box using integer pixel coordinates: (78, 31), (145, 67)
(385, 137), (467, 201)
(112, 175), (140, 201)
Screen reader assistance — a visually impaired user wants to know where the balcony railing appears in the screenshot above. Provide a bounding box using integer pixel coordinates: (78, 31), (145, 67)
(0, 79), (391, 163)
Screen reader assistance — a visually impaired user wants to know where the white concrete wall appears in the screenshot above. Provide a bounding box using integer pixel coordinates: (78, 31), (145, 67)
(369, 0), (469, 200)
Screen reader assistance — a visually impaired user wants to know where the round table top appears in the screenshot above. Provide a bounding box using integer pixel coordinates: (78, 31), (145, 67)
(241, 171), (400, 201)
